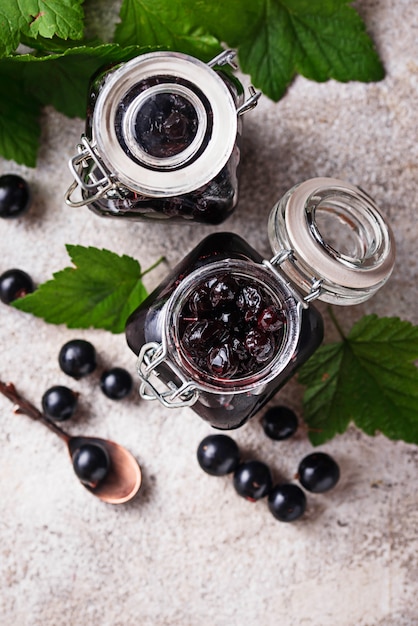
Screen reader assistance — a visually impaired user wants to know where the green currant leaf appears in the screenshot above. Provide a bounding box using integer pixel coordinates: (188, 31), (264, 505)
(13, 245), (162, 334)
(233, 0), (384, 101)
(298, 315), (418, 446)
(114, 0), (222, 61)
(0, 0), (85, 57)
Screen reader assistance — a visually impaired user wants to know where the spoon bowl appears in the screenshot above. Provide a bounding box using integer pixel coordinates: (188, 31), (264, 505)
(68, 435), (142, 504)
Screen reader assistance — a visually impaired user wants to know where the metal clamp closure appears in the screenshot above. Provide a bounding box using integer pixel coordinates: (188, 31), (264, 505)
(65, 136), (116, 208)
(264, 250), (324, 307)
(137, 342), (199, 408)
(236, 86), (262, 116)
(207, 49), (238, 70)
(208, 49), (261, 116)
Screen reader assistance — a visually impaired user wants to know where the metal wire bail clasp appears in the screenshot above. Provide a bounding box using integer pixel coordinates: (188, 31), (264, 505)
(137, 342), (199, 409)
(64, 136), (116, 208)
(208, 49), (261, 116)
(265, 250), (324, 307)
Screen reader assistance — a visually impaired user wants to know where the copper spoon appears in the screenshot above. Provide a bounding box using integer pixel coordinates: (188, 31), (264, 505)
(0, 380), (142, 504)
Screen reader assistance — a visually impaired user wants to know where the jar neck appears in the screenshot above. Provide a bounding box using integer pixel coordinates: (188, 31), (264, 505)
(163, 259), (302, 394)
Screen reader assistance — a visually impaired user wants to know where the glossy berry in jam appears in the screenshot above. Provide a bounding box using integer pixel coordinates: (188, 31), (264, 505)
(207, 343), (238, 378)
(58, 339), (97, 379)
(197, 434), (240, 476)
(0, 174), (31, 218)
(245, 329), (276, 362)
(268, 483), (307, 522)
(72, 443), (110, 488)
(178, 274), (285, 380)
(42, 385), (78, 421)
(233, 460), (273, 501)
(261, 406), (298, 440)
(258, 305), (286, 332)
(0, 268), (34, 304)
(297, 452), (340, 493)
(210, 276), (238, 307)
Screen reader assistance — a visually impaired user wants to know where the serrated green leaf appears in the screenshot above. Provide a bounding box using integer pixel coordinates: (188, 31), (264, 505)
(0, 0), (84, 57)
(114, 0), (222, 61)
(298, 315), (418, 446)
(12, 245), (158, 334)
(237, 0), (384, 100)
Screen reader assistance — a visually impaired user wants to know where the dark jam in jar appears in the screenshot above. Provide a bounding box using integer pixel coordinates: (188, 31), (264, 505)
(177, 274), (286, 380)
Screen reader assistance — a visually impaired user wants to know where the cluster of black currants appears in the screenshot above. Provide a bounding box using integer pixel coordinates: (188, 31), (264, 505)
(197, 406), (340, 523)
(42, 338), (134, 422)
(42, 339), (134, 488)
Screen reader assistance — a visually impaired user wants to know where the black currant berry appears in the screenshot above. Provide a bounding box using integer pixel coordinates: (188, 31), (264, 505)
(297, 452), (340, 493)
(42, 385), (78, 421)
(0, 268), (34, 304)
(197, 434), (240, 476)
(100, 367), (133, 400)
(0, 174), (31, 218)
(233, 460), (273, 501)
(261, 406), (298, 440)
(268, 484), (307, 522)
(72, 443), (110, 488)
(58, 339), (97, 379)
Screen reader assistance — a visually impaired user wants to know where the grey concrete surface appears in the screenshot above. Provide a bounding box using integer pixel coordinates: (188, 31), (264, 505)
(1, 1), (418, 624)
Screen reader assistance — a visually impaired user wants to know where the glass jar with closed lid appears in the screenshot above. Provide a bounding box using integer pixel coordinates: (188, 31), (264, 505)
(65, 49), (260, 225)
(126, 177), (395, 429)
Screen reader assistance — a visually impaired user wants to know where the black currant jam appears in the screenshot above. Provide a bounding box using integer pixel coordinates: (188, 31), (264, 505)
(126, 178), (395, 430)
(178, 274), (286, 379)
(65, 50), (260, 225)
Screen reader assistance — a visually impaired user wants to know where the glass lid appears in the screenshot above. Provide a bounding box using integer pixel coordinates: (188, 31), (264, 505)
(91, 51), (239, 197)
(268, 177), (396, 305)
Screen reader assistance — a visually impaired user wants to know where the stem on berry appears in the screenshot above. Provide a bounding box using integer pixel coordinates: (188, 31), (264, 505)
(327, 306), (346, 341)
(0, 379), (70, 442)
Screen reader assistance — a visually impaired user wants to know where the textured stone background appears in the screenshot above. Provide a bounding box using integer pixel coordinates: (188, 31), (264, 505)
(1, 1), (418, 625)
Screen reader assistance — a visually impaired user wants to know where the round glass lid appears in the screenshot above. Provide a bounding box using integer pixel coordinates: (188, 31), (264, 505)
(92, 51), (238, 197)
(268, 177), (396, 305)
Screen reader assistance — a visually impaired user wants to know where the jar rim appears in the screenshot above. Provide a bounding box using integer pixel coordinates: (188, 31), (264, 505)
(92, 51), (239, 197)
(163, 259), (302, 394)
(268, 177), (396, 305)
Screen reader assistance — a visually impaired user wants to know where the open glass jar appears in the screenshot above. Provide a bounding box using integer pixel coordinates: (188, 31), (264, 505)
(126, 177), (395, 429)
(65, 49), (260, 224)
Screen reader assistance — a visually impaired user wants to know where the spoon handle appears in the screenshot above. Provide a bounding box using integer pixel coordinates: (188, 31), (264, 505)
(0, 379), (70, 442)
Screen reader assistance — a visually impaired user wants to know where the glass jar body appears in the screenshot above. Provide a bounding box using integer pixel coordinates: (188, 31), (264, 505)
(126, 233), (324, 429)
